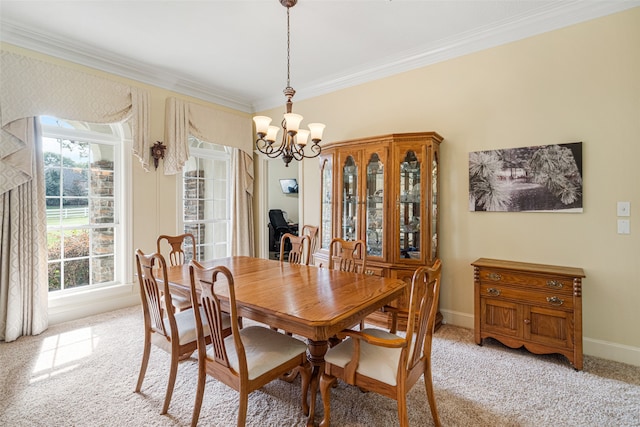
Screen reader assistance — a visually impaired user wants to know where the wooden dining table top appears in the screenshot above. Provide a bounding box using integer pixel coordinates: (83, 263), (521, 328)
(164, 256), (406, 342)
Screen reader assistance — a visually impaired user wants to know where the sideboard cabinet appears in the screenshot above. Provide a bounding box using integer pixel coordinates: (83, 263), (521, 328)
(472, 258), (585, 370)
(315, 132), (443, 330)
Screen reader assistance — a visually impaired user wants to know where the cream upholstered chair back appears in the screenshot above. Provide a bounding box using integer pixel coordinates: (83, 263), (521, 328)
(279, 233), (311, 265)
(319, 260), (443, 427)
(188, 261), (312, 426)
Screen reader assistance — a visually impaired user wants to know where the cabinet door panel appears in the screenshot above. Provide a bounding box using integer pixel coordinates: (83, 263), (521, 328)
(525, 306), (574, 350)
(363, 146), (388, 260)
(481, 298), (522, 338)
(319, 154), (334, 251)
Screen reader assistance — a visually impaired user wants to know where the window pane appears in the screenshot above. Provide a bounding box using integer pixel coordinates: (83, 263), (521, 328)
(92, 256), (114, 284)
(64, 258), (90, 288)
(91, 199), (114, 224)
(47, 231), (61, 260)
(92, 228), (114, 256)
(48, 262), (61, 291)
(64, 230), (90, 258)
(62, 198), (89, 225)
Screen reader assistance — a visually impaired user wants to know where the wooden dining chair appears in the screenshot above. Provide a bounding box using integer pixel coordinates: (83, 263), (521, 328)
(319, 260), (443, 427)
(156, 233), (197, 311)
(328, 237), (367, 274)
(189, 261), (312, 427)
(328, 237), (368, 328)
(300, 224), (319, 264)
(134, 249), (220, 415)
(279, 232), (311, 265)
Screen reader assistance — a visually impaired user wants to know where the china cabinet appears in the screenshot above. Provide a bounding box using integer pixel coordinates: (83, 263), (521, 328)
(315, 132), (443, 330)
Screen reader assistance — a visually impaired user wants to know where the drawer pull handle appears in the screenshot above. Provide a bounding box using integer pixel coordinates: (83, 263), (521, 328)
(546, 296), (564, 306)
(547, 280), (564, 289)
(487, 287), (501, 296)
(487, 273), (502, 281)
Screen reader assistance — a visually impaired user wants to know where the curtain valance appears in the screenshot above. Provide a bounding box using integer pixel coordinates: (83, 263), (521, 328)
(164, 97), (253, 175)
(0, 50), (150, 194)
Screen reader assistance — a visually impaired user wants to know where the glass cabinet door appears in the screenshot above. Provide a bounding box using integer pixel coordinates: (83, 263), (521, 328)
(341, 156), (358, 240)
(430, 152), (438, 261)
(320, 155), (333, 250)
(398, 150), (421, 261)
(365, 153), (384, 258)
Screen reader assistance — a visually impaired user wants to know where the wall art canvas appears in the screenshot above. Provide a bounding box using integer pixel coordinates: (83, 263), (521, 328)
(469, 142), (583, 212)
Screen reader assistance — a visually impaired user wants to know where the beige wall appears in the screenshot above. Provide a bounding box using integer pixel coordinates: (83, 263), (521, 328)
(261, 8), (640, 363)
(2, 7), (638, 364)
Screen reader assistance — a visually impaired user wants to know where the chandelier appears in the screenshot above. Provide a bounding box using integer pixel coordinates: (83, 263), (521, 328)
(253, 0), (325, 167)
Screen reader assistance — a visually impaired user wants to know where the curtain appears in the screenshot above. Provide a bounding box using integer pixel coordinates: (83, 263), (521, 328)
(0, 50), (151, 340)
(0, 118), (48, 342)
(231, 149), (255, 257)
(0, 51), (151, 174)
(164, 97), (254, 255)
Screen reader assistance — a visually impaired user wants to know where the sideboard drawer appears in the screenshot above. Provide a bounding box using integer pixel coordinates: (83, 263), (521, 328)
(478, 269), (574, 295)
(480, 284), (574, 310)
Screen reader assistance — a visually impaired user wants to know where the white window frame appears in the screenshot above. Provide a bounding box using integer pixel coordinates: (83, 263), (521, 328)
(178, 138), (232, 260)
(42, 118), (135, 322)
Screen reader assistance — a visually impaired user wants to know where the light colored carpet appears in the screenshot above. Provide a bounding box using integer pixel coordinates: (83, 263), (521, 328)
(1, 306), (638, 426)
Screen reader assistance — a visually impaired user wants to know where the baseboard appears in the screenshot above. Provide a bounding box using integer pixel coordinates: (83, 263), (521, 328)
(440, 309), (640, 367)
(48, 282), (140, 325)
(583, 337), (640, 367)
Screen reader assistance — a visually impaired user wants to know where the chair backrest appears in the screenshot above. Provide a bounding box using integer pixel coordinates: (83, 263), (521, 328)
(279, 233), (311, 265)
(328, 238), (367, 274)
(189, 261), (246, 376)
(300, 225), (319, 260)
(405, 259), (442, 372)
(156, 233), (197, 266)
(135, 249), (176, 339)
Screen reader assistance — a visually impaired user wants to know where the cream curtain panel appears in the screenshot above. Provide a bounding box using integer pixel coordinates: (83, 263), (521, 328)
(231, 149), (255, 257)
(164, 97), (254, 256)
(0, 50), (150, 341)
(0, 118), (48, 342)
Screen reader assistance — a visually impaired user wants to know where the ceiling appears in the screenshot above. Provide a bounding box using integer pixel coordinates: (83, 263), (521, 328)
(1, 1), (638, 113)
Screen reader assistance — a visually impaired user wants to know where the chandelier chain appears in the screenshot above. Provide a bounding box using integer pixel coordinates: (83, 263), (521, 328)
(286, 6), (291, 88)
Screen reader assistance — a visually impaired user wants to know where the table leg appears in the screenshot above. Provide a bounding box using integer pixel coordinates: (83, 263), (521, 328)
(306, 339), (329, 427)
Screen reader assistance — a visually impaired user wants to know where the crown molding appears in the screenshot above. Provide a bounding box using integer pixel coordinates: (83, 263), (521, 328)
(252, 1), (640, 112)
(0, 21), (255, 113)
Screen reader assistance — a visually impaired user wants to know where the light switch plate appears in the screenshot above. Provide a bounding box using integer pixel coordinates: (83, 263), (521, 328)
(617, 201), (630, 217)
(617, 219), (630, 234)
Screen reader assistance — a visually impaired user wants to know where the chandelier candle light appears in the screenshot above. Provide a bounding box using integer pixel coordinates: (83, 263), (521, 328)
(253, 0), (325, 167)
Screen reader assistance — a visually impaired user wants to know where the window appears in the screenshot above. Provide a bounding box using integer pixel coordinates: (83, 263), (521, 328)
(42, 116), (127, 292)
(181, 137), (231, 261)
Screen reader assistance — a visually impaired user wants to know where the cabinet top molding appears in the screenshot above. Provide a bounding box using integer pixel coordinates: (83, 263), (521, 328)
(323, 132), (443, 149)
(472, 258), (585, 278)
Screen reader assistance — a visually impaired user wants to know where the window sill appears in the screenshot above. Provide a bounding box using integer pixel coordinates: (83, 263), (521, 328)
(48, 282), (139, 325)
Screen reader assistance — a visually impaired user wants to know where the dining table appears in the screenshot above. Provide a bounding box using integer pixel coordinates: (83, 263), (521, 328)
(162, 255), (406, 427)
